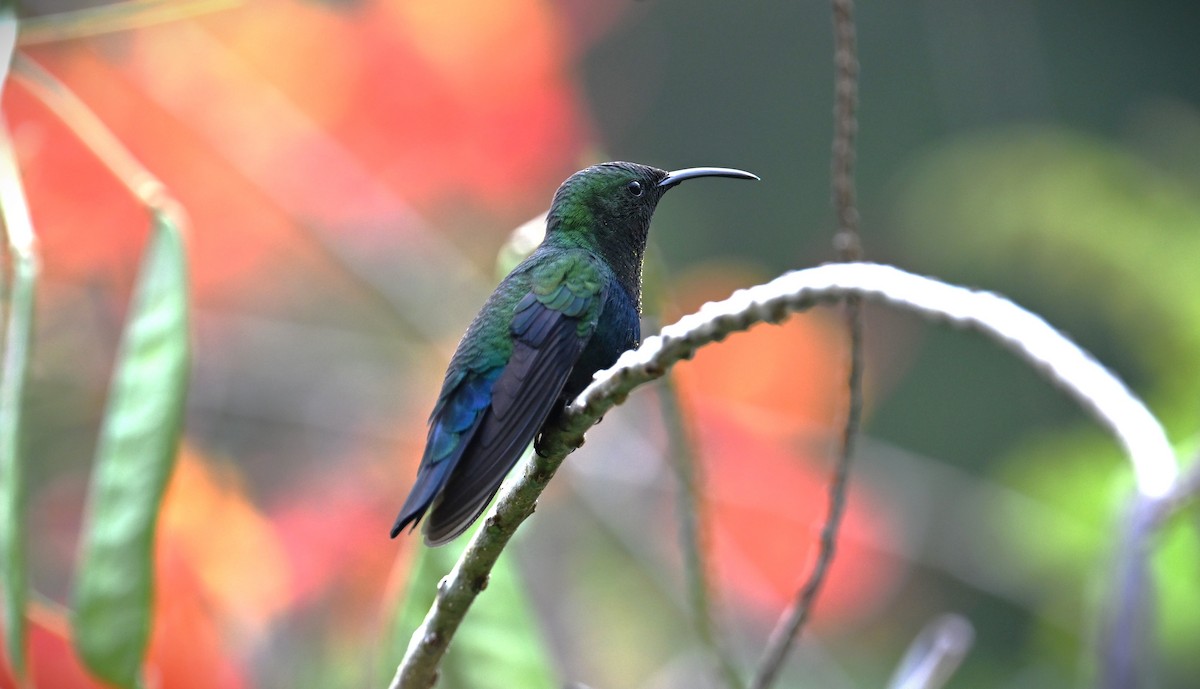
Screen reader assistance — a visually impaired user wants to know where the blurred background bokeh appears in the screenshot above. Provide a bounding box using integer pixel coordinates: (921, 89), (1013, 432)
(3, 0), (1199, 687)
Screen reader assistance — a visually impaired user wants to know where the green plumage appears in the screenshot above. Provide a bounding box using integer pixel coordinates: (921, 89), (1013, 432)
(393, 161), (757, 545)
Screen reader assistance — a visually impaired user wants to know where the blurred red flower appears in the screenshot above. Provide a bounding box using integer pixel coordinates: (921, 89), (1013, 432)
(11, 0), (607, 298)
(268, 462), (404, 630)
(671, 267), (902, 628)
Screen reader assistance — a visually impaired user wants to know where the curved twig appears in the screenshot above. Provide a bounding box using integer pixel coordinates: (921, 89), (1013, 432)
(389, 262), (1177, 688)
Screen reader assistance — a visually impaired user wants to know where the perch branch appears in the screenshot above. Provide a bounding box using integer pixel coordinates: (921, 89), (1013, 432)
(389, 262), (1176, 688)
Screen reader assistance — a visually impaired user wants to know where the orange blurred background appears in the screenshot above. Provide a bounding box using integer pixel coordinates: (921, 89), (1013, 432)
(11, 0), (1197, 687)
(6, 1), (896, 687)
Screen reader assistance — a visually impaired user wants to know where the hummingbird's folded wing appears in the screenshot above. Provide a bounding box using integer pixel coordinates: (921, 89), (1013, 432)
(423, 262), (606, 545)
(389, 367), (497, 539)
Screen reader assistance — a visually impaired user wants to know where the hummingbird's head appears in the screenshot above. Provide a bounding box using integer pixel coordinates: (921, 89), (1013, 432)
(547, 161), (757, 250)
(545, 161), (758, 300)
(547, 162), (670, 240)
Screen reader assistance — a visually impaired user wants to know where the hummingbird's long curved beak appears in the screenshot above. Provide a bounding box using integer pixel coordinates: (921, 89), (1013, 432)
(658, 166), (760, 189)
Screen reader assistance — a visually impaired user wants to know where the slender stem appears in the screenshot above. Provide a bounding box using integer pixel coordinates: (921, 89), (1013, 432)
(0, 113), (39, 687)
(659, 376), (745, 689)
(10, 55), (173, 214)
(748, 1), (865, 686)
(748, 304), (863, 689)
(831, 0), (861, 260)
(1097, 452), (1200, 688)
(1097, 496), (1156, 689)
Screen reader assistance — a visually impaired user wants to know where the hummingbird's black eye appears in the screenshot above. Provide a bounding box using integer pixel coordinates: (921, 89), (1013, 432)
(626, 180), (644, 197)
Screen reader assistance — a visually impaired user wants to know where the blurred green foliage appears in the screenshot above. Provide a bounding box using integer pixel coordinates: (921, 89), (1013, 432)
(892, 118), (1200, 685)
(895, 124), (1200, 424)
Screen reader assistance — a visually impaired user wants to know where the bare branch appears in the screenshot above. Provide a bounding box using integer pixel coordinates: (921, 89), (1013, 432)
(389, 262), (1177, 688)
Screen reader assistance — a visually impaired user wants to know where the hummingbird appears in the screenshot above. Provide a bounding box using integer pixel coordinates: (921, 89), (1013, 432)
(392, 161), (758, 545)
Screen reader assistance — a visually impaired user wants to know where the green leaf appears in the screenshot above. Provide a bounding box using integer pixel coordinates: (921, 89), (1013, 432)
(0, 119), (36, 677)
(72, 210), (189, 689)
(386, 534), (558, 689)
